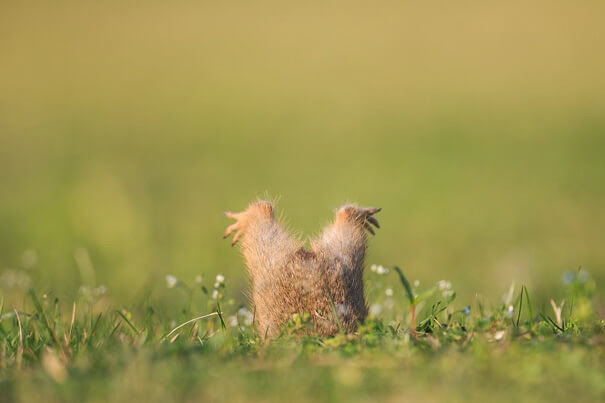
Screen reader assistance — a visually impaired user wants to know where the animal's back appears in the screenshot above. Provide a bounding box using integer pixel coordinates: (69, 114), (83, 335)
(224, 200), (380, 336)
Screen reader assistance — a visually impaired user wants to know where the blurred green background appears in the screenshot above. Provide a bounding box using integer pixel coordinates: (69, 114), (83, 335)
(1, 1), (604, 306)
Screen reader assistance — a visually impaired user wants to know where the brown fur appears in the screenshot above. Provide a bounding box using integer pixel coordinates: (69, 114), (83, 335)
(223, 200), (381, 337)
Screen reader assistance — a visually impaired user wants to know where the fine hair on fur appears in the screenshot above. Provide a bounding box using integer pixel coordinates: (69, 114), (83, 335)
(223, 200), (381, 337)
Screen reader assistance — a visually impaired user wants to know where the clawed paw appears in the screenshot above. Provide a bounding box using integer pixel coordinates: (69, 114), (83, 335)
(337, 205), (382, 235)
(223, 211), (245, 246)
(223, 201), (275, 246)
(358, 206), (381, 235)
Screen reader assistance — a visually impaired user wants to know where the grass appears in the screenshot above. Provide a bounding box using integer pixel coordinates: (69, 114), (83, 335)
(0, 267), (602, 403)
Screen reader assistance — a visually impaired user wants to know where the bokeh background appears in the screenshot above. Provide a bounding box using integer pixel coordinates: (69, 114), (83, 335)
(1, 1), (604, 309)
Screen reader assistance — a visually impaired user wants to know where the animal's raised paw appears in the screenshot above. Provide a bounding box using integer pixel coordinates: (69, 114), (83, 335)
(358, 206), (381, 235)
(337, 205), (381, 235)
(223, 201), (275, 246)
(223, 211), (245, 246)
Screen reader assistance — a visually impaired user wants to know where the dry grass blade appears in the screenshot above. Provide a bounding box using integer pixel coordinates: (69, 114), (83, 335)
(170, 332), (181, 343)
(14, 308), (23, 371)
(161, 312), (220, 341)
(550, 299), (565, 329)
(66, 302), (76, 347)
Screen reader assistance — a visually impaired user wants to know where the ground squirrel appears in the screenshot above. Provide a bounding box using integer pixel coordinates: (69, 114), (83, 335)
(223, 200), (381, 337)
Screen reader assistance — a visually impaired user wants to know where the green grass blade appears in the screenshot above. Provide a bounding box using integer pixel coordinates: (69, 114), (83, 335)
(216, 302), (226, 331)
(116, 310), (140, 334)
(523, 286), (534, 323)
(325, 287), (344, 334)
(516, 286), (524, 327)
(414, 287), (437, 304)
(393, 266), (415, 305)
(91, 312), (103, 336)
(539, 313), (563, 332)
(108, 322), (121, 338)
(28, 289), (63, 351)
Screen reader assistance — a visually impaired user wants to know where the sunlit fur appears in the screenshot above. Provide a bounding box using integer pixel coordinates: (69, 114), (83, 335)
(224, 200), (380, 337)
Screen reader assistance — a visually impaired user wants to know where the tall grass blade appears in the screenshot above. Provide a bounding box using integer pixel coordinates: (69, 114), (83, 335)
(216, 302), (226, 331)
(523, 286), (533, 323)
(29, 289), (63, 352)
(516, 285), (524, 327)
(325, 287), (344, 334)
(539, 313), (563, 332)
(161, 312), (220, 341)
(91, 313), (103, 335)
(393, 266), (415, 305)
(116, 310), (140, 334)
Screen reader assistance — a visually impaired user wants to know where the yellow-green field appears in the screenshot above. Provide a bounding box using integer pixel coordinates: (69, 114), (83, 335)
(1, 2), (604, 402)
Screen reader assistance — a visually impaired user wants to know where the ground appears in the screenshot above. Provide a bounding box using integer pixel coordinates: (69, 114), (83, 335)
(0, 270), (603, 402)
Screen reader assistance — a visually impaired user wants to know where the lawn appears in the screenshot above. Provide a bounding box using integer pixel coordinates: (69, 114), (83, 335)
(0, 268), (603, 402)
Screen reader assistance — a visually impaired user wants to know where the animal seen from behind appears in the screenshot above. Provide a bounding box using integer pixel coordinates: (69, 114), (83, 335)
(223, 200), (381, 337)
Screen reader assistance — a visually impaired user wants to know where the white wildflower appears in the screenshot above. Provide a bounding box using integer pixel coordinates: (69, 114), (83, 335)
(385, 288), (393, 297)
(578, 270), (590, 283)
(215, 274), (225, 284)
(212, 289), (219, 299)
(493, 330), (506, 341)
(506, 305), (514, 317)
(442, 289), (454, 298)
(369, 304), (382, 316)
(95, 285), (107, 296)
(228, 315), (239, 327)
(238, 307), (254, 326)
(214, 282), (220, 289)
(370, 264), (389, 275)
(165, 275), (179, 289)
(0, 270), (32, 290)
(78, 286), (92, 298)
(413, 280), (420, 287)
(376, 265), (389, 275)
(437, 280), (452, 291)
(195, 275), (203, 284)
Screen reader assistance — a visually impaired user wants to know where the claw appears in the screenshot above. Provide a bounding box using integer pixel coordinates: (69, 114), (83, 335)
(366, 207), (381, 215)
(223, 223), (239, 239)
(225, 209), (248, 245)
(363, 222), (376, 235)
(366, 215), (380, 228)
(231, 230), (243, 246)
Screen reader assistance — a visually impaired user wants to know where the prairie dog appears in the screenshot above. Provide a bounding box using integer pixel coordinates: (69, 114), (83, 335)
(223, 200), (380, 337)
